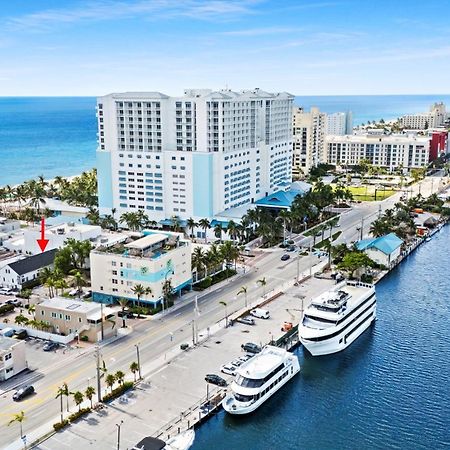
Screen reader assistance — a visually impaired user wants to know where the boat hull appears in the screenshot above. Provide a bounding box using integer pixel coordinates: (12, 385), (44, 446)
(300, 303), (376, 356)
(222, 360), (300, 415)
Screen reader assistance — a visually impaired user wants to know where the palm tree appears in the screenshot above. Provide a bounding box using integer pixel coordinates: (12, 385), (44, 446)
(214, 223), (223, 240)
(131, 284), (145, 308)
(28, 304), (36, 319)
(257, 277), (267, 298)
(277, 209), (291, 244)
(115, 370), (125, 385)
(73, 391), (84, 411)
(198, 218), (210, 243)
(192, 247), (206, 281)
(237, 285), (248, 308)
(170, 215), (181, 232)
(85, 386), (95, 409)
(162, 279), (173, 310)
(186, 217), (196, 239)
(118, 298), (128, 328)
(8, 411), (25, 439)
(130, 361), (139, 382)
(219, 301), (228, 327)
(56, 383), (70, 421)
(70, 270), (86, 298)
(226, 220), (238, 241)
(105, 373), (116, 393)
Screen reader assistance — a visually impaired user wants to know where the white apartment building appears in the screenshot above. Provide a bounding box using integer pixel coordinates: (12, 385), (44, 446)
(399, 102), (447, 130)
(0, 337), (27, 381)
(326, 111), (353, 135)
(292, 107), (327, 175)
(96, 89), (293, 222)
(90, 231), (191, 306)
(326, 134), (430, 170)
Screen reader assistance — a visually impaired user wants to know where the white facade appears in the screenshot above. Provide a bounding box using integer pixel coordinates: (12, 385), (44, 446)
(326, 134), (430, 170)
(326, 112), (353, 135)
(97, 89), (294, 221)
(363, 246), (401, 267)
(0, 337), (27, 381)
(292, 107), (327, 175)
(399, 102), (447, 130)
(90, 231), (192, 306)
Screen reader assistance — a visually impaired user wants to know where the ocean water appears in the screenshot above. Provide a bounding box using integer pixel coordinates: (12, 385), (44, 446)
(1, 95), (450, 186)
(192, 226), (450, 450)
(0, 97), (97, 186)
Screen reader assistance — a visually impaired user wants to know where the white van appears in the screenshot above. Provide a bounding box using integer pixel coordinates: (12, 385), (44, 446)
(0, 327), (15, 337)
(250, 308), (270, 319)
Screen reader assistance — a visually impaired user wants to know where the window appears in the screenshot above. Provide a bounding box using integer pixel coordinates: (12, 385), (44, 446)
(65, 315), (71, 321)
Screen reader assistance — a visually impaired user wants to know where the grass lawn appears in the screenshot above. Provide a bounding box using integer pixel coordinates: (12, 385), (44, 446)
(343, 185), (396, 201)
(315, 231), (342, 249)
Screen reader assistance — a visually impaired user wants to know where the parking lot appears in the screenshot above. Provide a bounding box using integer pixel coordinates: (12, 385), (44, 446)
(36, 276), (335, 450)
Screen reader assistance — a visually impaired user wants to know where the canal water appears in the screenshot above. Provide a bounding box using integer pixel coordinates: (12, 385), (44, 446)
(193, 226), (450, 450)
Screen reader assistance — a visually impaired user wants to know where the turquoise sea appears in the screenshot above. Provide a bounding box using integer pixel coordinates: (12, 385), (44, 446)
(1, 95), (450, 186)
(193, 226), (450, 450)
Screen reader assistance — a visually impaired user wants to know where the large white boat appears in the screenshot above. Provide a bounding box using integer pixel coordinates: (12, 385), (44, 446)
(132, 429), (195, 450)
(222, 345), (300, 415)
(299, 280), (376, 356)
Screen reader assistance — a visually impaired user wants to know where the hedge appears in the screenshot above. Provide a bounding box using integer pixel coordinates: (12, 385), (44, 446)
(53, 420), (69, 431)
(193, 269), (237, 291)
(68, 407), (91, 423)
(102, 381), (134, 403)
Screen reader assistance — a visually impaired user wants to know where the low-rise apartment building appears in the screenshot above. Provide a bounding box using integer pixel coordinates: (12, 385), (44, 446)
(90, 231), (191, 306)
(0, 337), (27, 381)
(326, 134), (430, 170)
(36, 297), (116, 342)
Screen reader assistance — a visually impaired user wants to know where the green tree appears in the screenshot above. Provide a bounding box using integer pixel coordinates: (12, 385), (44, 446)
(337, 252), (376, 279)
(85, 386), (96, 409)
(8, 411), (25, 440)
(186, 217), (196, 239)
(105, 373), (116, 393)
(219, 301), (228, 327)
(118, 298), (128, 328)
(237, 285), (248, 308)
(115, 370), (125, 385)
(131, 284), (146, 308)
(198, 218), (210, 243)
(257, 277), (267, 297)
(72, 391), (84, 411)
(130, 361), (139, 382)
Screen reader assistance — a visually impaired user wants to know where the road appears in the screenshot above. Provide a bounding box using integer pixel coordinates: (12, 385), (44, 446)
(0, 175), (446, 448)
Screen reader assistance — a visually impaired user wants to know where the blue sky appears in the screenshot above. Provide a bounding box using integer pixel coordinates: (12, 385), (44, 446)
(1, 0), (450, 96)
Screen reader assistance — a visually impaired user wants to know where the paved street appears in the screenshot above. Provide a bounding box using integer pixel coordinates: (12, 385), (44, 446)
(0, 176), (446, 449)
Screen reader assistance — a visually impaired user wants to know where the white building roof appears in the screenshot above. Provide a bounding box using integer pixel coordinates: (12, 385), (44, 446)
(38, 297), (100, 314)
(0, 336), (22, 351)
(124, 233), (167, 250)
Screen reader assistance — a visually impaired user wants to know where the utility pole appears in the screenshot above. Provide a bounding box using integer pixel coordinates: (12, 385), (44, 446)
(309, 240), (313, 278)
(360, 216), (364, 241)
(296, 252), (300, 282)
(134, 344), (142, 380)
(191, 320), (196, 346)
(378, 204), (382, 219)
(95, 346), (102, 403)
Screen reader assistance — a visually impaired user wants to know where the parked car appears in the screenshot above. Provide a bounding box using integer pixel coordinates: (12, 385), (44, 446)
(81, 290), (92, 299)
(5, 299), (22, 307)
(0, 289), (14, 296)
(250, 308), (270, 319)
(281, 254), (290, 261)
(0, 327), (15, 337)
(241, 342), (262, 354)
(231, 358), (243, 367)
(14, 329), (28, 340)
(43, 342), (60, 352)
(236, 316), (255, 326)
(68, 288), (79, 296)
(220, 364), (237, 376)
(204, 374), (227, 387)
(13, 385), (35, 401)
(287, 245), (296, 252)
(237, 354), (253, 363)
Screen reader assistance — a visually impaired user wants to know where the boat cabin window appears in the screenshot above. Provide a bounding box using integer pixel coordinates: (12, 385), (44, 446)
(304, 314), (336, 324)
(235, 375), (264, 388)
(234, 393), (254, 402)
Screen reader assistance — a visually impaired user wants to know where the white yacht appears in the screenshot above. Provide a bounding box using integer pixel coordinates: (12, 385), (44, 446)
(299, 280), (376, 356)
(132, 430), (195, 450)
(222, 345), (300, 415)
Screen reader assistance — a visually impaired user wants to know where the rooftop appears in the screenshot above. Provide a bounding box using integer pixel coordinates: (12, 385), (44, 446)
(38, 297), (101, 314)
(124, 233), (168, 250)
(356, 233), (404, 255)
(0, 336), (22, 351)
(8, 249), (57, 275)
(238, 346), (288, 379)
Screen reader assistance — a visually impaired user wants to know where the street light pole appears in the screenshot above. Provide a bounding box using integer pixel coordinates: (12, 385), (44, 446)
(95, 346), (102, 403)
(116, 420), (123, 450)
(100, 302), (104, 341)
(134, 344), (142, 380)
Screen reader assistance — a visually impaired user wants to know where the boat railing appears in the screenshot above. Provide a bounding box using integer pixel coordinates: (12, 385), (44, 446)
(346, 280), (374, 289)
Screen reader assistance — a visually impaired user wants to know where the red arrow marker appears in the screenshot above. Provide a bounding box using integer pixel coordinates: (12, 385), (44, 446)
(37, 217), (49, 253)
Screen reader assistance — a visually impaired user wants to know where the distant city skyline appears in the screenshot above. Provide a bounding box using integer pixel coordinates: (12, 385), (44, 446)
(1, 0), (450, 96)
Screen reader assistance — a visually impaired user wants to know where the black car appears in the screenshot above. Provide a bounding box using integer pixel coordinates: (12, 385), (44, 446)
(281, 254), (290, 261)
(43, 342), (60, 352)
(14, 329), (28, 340)
(241, 342), (262, 354)
(205, 374), (227, 387)
(13, 385), (35, 401)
